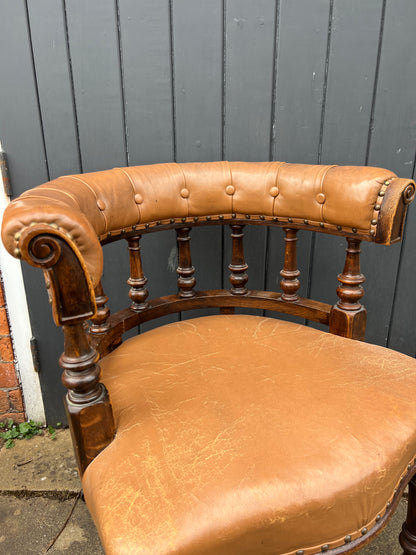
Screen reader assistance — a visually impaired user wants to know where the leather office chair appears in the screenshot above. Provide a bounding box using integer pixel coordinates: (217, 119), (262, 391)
(3, 161), (416, 554)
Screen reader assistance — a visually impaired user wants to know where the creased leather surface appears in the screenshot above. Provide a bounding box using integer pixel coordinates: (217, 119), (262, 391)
(83, 315), (416, 554)
(3, 161), (411, 287)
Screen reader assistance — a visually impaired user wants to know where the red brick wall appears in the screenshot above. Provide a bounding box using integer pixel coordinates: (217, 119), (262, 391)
(0, 275), (25, 423)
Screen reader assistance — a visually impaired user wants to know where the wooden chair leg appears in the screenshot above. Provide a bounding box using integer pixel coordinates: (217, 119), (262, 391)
(400, 478), (416, 554)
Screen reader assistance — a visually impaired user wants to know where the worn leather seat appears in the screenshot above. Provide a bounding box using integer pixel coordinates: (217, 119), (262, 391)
(83, 315), (416, 555)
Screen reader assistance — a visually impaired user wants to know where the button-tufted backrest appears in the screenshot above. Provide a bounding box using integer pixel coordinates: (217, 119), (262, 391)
(2, 161), (415, 290)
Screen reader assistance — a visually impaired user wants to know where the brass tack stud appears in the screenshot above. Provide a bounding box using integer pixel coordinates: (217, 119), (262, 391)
(376, 515), (381, 522)
(260, 215), (265, 220)
(361, 527), (368, 535)
(320, 222), (325, 228)
(352, 228), (357, 233)
(245, 214), (251, 219)
(371, 219), (377, 225)
(219, 215), (224, 220)
(50, 223), (59, 229)
(273, 217), (278, 222)
(193, 216), (199, 222)
(375, 204), (381, 211)
(107, 231), (112, 237)
(156, 220), (161, 225)
(379, 190), (385, 197)
(67, 233), (73, 241)
(121, 229), (125, 234)
(181, 217), (186, 222)
(226, 185), (235, 195)
(13, 248), (22, 258)
(288, 218), (293, 223)
(232, 213), (236, 218)
(337, 225), (342, 231)
(14, 231), (21, 241)
(386, 502), (391, 509)
(344, 535), (352, 543)
(304, 219), (308, 225)
(296, 551), (304, 555)
(408, 464), (412, 470)
(132, 225), (137, 230)
(384, 179), (392, 185)
(145, 223), (150, 229)
(321, 545), (329, 552)
(370, 229), (375, 236)
(206, 216), (211, 221)
(170, 219), (175, 224)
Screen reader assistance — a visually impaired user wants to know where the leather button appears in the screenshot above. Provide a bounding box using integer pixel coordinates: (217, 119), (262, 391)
(316, 193), (326, 204)
(270, 187), (279, 197)
(226, 185), (235, 195)
(97, 199), (106, 211)
(180, 188), (189, 199)
(134, 194), (143, 204)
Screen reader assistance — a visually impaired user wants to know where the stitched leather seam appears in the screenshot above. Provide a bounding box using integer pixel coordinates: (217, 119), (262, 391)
(117, 168), (141, 222)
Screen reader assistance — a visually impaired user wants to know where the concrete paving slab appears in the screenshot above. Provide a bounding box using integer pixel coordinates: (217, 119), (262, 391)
(0, 430), (80, 493)
(0, 495), (104, 554)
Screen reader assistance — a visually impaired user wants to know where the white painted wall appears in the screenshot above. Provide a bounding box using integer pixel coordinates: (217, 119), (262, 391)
(0, 142), (45, 423)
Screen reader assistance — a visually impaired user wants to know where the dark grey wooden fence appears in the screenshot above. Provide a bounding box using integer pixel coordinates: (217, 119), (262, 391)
(0, 0), (415, 423)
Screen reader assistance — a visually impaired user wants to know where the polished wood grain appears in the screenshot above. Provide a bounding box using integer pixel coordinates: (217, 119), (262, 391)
(176, 227), (196, 297)
(280, 228), (301, 301)
(127, 235), (149, 311)
(229, 224), (249, 295)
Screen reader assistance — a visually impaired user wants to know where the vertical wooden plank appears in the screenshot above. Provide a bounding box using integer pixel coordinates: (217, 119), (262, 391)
(273, 0), (330, 164)
(118, 0), (174, 165)
(173, 0), (223, 163)
(371, 0), (416, 354)
(65, 0), (127, 172)
(267, 0), (330, 320)
(0, 2), (67, 424)
(118, 0), (176, 329)
(223, 0), (276, 299)
(65, 0), (130, 329)
(27, 0), (81, 179)
(309, 0), (387, 342)
(171, 0), (223, 321)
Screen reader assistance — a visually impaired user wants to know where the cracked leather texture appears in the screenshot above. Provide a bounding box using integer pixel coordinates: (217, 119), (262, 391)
(82, 315), (416, 554)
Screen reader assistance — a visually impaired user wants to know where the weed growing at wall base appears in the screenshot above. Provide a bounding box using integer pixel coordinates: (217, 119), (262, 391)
(0, 419), (60, 448)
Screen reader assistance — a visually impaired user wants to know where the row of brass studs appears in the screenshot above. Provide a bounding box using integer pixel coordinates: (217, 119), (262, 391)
(295, 456), (414, 555)
(99, 216), (372, 242)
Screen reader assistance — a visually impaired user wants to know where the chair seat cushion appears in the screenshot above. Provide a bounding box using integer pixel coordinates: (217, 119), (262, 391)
(82, 315), (416, 555)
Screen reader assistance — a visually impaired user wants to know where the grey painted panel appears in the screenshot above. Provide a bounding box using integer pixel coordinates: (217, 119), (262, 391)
(0, 1), (48, 192)
(224, 0), (276, 162)
(0, 2), (66, 423)
(172, 0), (223, 162)
(172, 0), (223, 320)
(274, 0), (330, 164)
(375, 0), (416, 354)
(310, 0), (389, 344)
(27, 0), (81, 179)
(65, 0), (127, 172)
(223, 0), (276, 302)
(118, 0), (174, 165)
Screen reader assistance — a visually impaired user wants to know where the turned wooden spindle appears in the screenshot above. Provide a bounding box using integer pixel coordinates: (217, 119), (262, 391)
(176, 227), (196, 297)
(336, 238), (365, 311)
(329, 237), (367, 340)
(127, 235), (149, 311)
(280, 228), (300, 301)
(60, 323), (115, 474)
(90, 281), (110, 333)
(399, 477), (416, 553)
(229, 224), (248, 295)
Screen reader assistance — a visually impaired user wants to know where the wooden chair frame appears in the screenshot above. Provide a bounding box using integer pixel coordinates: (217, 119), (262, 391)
(2, 161), (416, 554)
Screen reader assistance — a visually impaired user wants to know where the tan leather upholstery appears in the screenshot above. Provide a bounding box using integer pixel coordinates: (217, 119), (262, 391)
(83, 315), (416, 555)
(2, 162), (414, 287)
